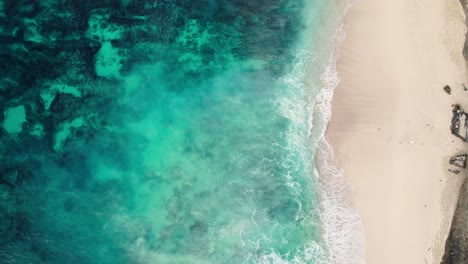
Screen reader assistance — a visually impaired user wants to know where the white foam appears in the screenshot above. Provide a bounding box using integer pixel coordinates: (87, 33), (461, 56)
(312, 0), (366, 263)
(278, 0), (365, 262)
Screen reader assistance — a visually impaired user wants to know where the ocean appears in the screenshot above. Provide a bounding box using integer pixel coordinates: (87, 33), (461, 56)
(0, 1), (362, 263)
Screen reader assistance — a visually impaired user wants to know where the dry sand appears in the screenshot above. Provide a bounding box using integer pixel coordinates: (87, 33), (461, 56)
(326, 0), (468, 263)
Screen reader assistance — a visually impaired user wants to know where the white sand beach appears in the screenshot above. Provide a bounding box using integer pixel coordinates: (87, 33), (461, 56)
(326, 0), (468, 263)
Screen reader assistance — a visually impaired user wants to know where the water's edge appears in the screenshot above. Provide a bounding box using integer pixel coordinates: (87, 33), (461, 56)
(308, 0), (366, 263)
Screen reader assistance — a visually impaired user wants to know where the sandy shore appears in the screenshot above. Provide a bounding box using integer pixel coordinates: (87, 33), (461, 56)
(326, 0), (468, 263)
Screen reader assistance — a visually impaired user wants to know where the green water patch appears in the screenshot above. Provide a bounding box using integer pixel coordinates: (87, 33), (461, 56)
(30, 123), (44, 137)
(3, 105), (26, 133)
(53, 117), (84, 151)
(95, 41), (123, 80)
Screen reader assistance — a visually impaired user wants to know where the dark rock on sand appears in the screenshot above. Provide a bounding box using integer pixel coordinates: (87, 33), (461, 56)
(441, 179), (468, 264)
(444, 85), (452, 95)
(449, 154), (467, 169)
(448, 169), (461, 175)
(450, 104), (468, 141)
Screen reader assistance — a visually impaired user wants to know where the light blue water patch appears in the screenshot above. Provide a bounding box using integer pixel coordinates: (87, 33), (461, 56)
(95, 42), (123, 80)
(53, 117), (85, 151)
(30, 123), (44, 137)
(3, 105), (26, 133)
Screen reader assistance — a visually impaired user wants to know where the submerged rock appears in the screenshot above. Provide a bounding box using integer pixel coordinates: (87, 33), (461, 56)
(442, 179), (468, 264)
(444, 85), (452, 95)
(449, 154), (467, 169)
(450, 104), (468, 141)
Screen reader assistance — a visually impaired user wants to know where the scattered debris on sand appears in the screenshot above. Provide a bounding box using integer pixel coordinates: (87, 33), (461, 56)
(444, 85), (452, 94)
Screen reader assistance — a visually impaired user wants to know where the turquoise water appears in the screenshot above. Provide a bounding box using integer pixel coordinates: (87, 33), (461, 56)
(0, 1), (352, 263)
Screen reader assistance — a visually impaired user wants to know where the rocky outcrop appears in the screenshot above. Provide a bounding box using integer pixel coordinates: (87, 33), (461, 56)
(441, 179), (468, 264)
(450, 154), (468, 169)
(450, 104), (468, 141)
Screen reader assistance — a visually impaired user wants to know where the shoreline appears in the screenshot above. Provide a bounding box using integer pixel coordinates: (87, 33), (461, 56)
(302, 1), (366, 263)
(325, 0), (467, 263)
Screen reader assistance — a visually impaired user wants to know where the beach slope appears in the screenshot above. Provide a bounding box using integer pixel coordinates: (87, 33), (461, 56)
(326, 0), (467, 263)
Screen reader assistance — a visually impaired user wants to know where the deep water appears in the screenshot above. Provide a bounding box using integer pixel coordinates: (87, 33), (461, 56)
(0, 1), (338, 263)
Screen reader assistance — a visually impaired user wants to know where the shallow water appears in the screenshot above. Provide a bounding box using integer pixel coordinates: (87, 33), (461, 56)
(0, 1), (349, 263)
